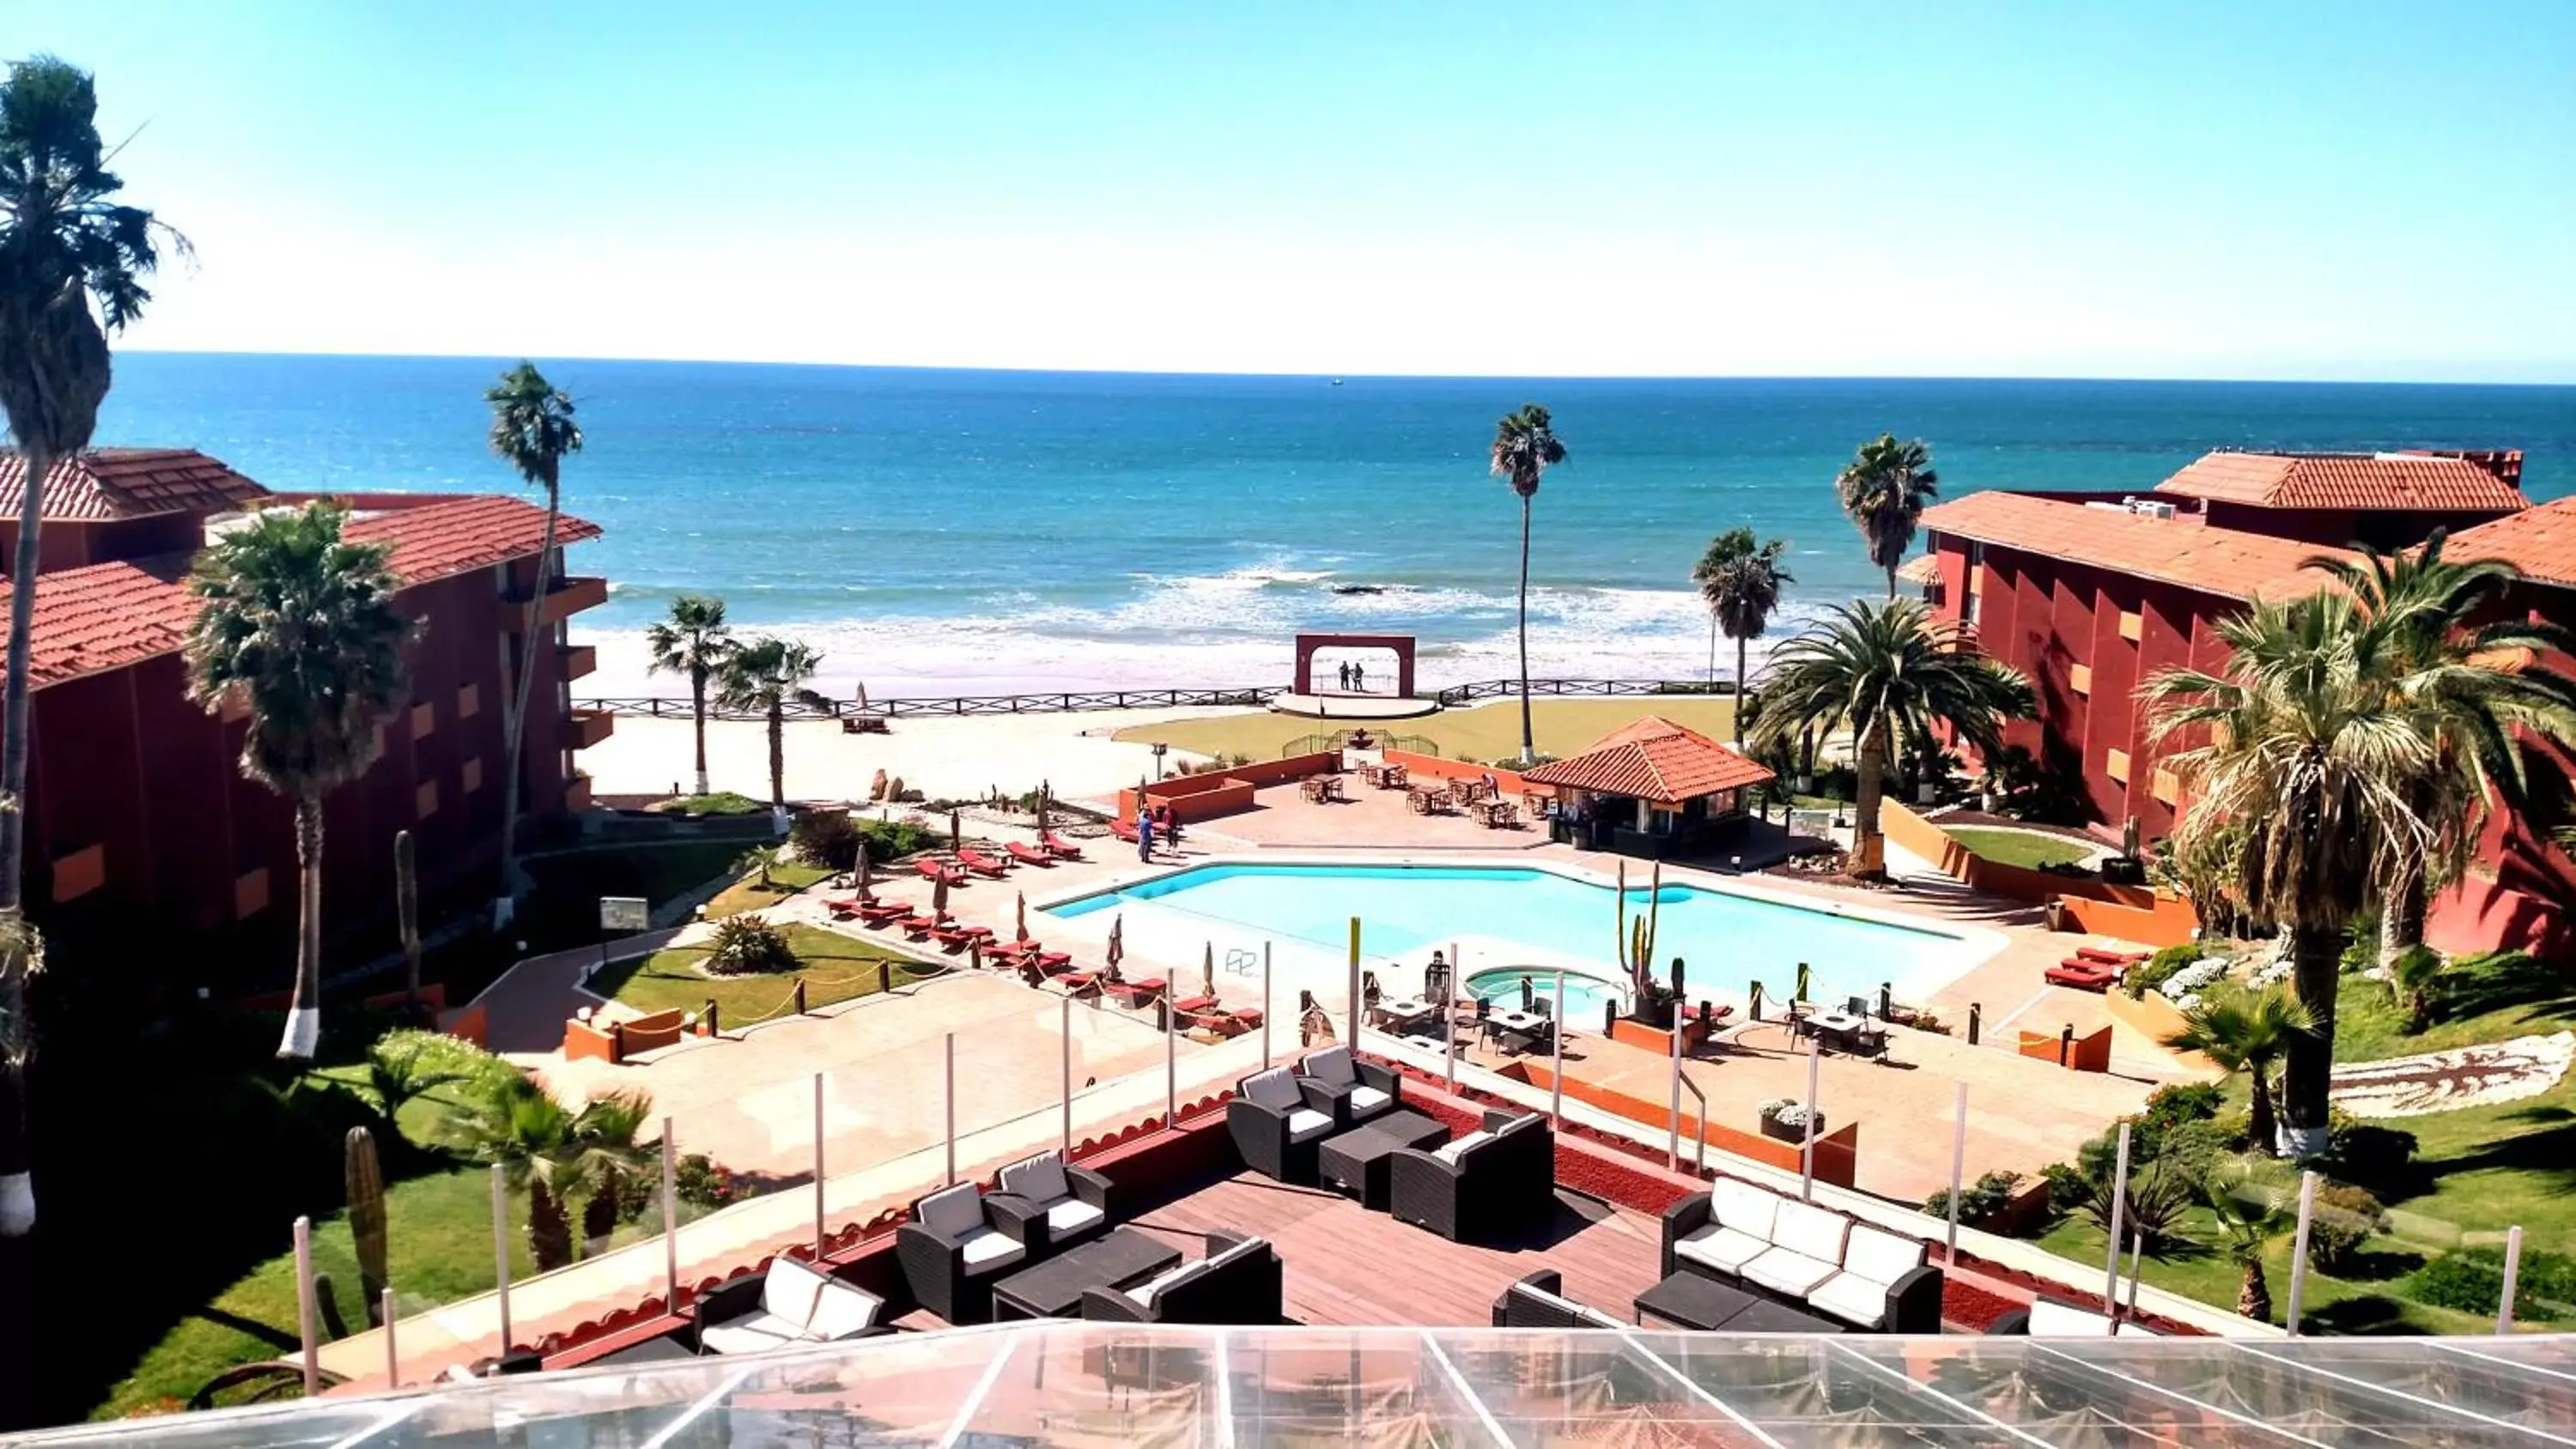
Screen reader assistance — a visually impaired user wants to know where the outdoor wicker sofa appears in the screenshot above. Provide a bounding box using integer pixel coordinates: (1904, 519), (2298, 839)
(1986, 1297), (2164, 1337)
(1660, 1177), (1944, 1333)
(1078, 1231), (1284, 1324)
(896, 1182), (1043, 1325)
(1387, 1108), (1555, 1242)
(695, 1256), (891, 1355)
(1491, 1270), (1625, 1329)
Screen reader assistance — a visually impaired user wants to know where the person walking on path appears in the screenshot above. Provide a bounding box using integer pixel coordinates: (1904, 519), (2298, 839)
(1136, 804), (1154, 862)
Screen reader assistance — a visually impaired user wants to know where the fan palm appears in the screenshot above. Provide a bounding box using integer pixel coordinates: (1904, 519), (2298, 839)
(2304, 533), (2576, 967)
(184, 503), (412, 1063)
(719, 636), (827, 814)
(646, 594), (736, 797)
(484, 362), (582, 924)
(1833, 434), (1938, 598)
(1692, 527), (1795, 744)
(1751, 599), (2032, 878)
(448, 1073), (581, 1270)
(2202, 1159), (2293, 1324)
(565, 1090), (654, 1248)
(2141, 592), (2439, 1156)
(2384, 944), (2448, 1035)
(2160, 982), (2315, 1156)
(0, 54), (182, 1236)
(1490, 404), (1565, 764)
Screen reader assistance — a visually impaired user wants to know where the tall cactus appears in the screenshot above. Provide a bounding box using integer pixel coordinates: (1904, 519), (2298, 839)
(346, 1126), (389, 1325)
(394, 829), (422, 1007)
(1613, 860), (1663, 1015)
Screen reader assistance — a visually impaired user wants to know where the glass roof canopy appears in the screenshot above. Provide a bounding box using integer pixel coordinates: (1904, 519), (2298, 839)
(19, 1326), (2576, 1448)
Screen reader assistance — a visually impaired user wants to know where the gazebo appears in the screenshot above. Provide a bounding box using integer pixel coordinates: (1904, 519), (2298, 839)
(1522, 716), (1775, 858)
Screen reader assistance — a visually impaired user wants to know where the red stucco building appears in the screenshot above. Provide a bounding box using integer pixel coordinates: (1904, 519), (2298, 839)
(1918, 448), (2576, 956)
(0, 448), (611, 967)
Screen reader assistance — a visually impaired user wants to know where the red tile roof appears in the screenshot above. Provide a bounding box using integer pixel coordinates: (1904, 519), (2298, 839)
(2447, 497), (2576, 590)
(1521, 715), (1775, 803)
(1922, 491), (2352, 603)
(0, 448), (269, 522)
(2154, 451), (2527, 512)
(0, 494), (598, 690)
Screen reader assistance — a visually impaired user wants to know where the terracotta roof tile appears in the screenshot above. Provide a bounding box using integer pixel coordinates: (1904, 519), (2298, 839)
(0, 494), (598, 690)
(0, 448), (270, 522)
(2447, 497), (2576, 590)
(1522, 715), (1775, 803)
(1923, 492), (2351, 603)
(2154, 451), (2526, 512)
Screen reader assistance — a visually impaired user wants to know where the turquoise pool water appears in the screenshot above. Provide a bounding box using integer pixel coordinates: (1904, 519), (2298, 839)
(1045, 863), (1979, 1003)
(1466, 967), (1626, 1019)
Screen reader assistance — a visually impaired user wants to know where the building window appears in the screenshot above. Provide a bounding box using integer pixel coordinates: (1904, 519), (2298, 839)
(51, 844), (105, 903)
(2117, 609), (2143, 643)
(411, 701), (436, 737)
(463, 758), (483, 794)
(416, 780), (440, 820)
(2105, 749), (2131, 785)
(2152, 767), (2181, 806)
(457, 682), (480, 719)
(235, 868), (270, 919)
(2069, 664), (2093, 695)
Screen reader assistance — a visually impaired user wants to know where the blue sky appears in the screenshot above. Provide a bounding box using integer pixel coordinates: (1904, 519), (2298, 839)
(13, 1), (2574, 379)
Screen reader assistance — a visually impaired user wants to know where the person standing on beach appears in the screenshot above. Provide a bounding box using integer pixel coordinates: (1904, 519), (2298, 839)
(1136, 804), (1154, 862)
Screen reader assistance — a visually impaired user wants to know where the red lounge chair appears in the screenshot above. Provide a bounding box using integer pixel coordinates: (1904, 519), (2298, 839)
(1005, 841), (1054, 868)
(931, 922), (995, 950)
(1106, 976), (1166, 1008)
(1171, 994), (1219, 1016)
(955, 849), (1011, 879)
(1110, 817), (1139, 844)
(988, 938), (1036, 960)
(1029, 951), (1072, 973)
(2075, 946), (2148, 967)
(2045, 958), (2119, 991)
(914, 858), (966, 887)
(1055, 970), (1099, 995)
(1042, 831), (1085, 860)
(899, 912), (945, 938)
(856, 900), (911, 926)
(1231, 1007), (1265, 1030)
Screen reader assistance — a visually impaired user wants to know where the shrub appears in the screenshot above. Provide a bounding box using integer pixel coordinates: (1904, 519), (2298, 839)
(2318, 1117), (2420, 1193)
(659, 790), (766, 817)
(2079, 1161), (2195, 1252)
(2140, 1082), (2224, 1131)
(2124, 943), (2203, 1000)
(856, 818), (933, 862)
(2304, 1181), (2389, 1275)
(1758, 1099), (1822, 1132)
(2040, 1161), (2090, 1215)
(1924, 1169), (2025, 1227)
(673, 1152), (745, 1210)
(789, 810), (863, 871)
(705, 917), (797, 975)
(2407, 1246), (2576, 1322)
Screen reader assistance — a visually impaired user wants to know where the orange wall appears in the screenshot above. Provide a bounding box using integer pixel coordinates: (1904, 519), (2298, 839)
(1117, 751), (1341, 824)
(1383, 749), (1533, 796)
(2016, 1024), (2112, 1073)
(1499, 1058), (1860, 1188)
(1881, 799), (2201, 948)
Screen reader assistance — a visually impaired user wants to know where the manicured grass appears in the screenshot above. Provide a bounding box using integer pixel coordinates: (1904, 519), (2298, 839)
(591, 923), (944, 1024)
(2330, 948), (2575, 1065)
(1116, 696), (1741, 767)
(702, 860), (833, 919)
(2032, 1205), (2489, 1336)
(654, 790), (769, 816)
(1944, 825), (2095, 870)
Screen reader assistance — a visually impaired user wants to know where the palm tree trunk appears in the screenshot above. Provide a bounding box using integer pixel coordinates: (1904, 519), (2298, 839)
(767, 703), (786, 811)
(1733, 634), (1750, 747)
(0, 441), (46, 911)
(2380, 868), (2427, 972)
(2247, 1065), (2279, 1159)
(690, 666), (709, 797)
(526, 1177), (572, 1273)
(1707, 616), (1717, 688)
(2238, 1257), (2272, 1323)
(2276, 924), (2342, 1157)
(1516, 493), (1534, 764)
(495, 482), (562, 924)
(581, 1176), (618, 1251)
(280, 794), (325, 1062)
(1852, 720), (1889, 878)
(1885, 561), (1898, 600)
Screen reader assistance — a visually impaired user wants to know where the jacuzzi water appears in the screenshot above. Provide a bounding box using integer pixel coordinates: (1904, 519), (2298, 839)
(1465, 967), (1627, 1020)
(1045, 863), (1984, 1003)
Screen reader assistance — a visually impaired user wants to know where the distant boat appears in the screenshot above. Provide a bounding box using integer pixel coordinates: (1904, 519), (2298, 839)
(1330, 379), (1344, 386)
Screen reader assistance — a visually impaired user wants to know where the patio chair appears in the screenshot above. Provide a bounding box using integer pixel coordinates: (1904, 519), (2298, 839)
(914, 858), (967, 888)
(856, 900), (912, 926)
(1297, 1045), (1400, 1126)
(1228, 1066), (1338, 1183)
(1079, 1232), (1283, 1325)
(1491, 1270), (1624, 1329)
(1005, 840), (1054, 868)
(996, 1149), (1116, 1251)
(1389, 1109), (1555, 1243)
(1042, 829), (1087, 860)
(695, 1256), (890, 1355)
(896, 1183), (1040, 1325)
(955, 848), (1012, 879)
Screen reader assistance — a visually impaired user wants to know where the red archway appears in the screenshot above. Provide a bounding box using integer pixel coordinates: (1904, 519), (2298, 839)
(1293, 632), (1416, 696)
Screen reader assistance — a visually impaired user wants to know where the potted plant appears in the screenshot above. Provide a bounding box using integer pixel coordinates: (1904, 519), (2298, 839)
(1758, 1099), (1821, 1143)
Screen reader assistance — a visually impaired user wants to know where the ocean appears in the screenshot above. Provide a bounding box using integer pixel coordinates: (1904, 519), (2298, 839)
(94, 354), (2576, 699)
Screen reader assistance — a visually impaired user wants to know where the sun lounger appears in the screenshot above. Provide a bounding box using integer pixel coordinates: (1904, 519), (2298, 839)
(1110, 817), (1140, 843)
(1106, 976), (1167, 1008)
(1171, 994), (1219, 1016)
(955, 848), (1012, 879)
(2075, 946), (2148, 967)
(932, 923), (995, 949)
(1042, 830), (1086, 860)
(914, 858), (966, 887)
(857, 900), (912, 926)
(2045, 958), (2119, 991)
(899, 912), (945, 938)
(1005, 841), (1054, 868)
(1055, 970), (1100, 995)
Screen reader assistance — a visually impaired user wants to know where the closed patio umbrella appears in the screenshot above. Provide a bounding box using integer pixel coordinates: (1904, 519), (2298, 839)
(933, 873), (950, 918)
(949, 809), (962, 854)
(856, 845), (872, 896)
(1016, 891), (1029, 943)
(1109, 913), (1125, 976)
(1202, 943), (1215, 1001)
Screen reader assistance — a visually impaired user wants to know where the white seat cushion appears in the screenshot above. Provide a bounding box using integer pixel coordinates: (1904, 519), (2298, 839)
(1768, 1201), (1852, 1264)
(1349, 1084), (1393, 1116)
(1495, 1113), (1543, 1137)
(1128, 1259), (1206, 1307)
(803, 1282), (883, 1340)
(1000, 1152), (1070, 1205)
(1511, 1282), (1623, 1329)
(2113, 1320), (2163, 1337)
(1840, 1224), (1927, 1288)
(1045, 1197), (1106, 1238)
(1243, 1068), (1303, 1112)
(700, 1313), (805, 1355)
(958, 1227), (1020, 1269)
(1711, 1180), (1782, 1240)
(2028, 1300), (2117, 1337)
(1201, 1237), (1266, 1274)
(916, 1185), (986, 1240)
(1741, 1246), (1839, 1298)
(1435, 1131), (1493, 1163)
(1286, 1107), (1335, 1142)
(1303, 1046), (1357, 1086)
(1807, 1270), (1893, 1329)
(1674, 1225), (1770, 1275)
(759, 1258), (829, 1327)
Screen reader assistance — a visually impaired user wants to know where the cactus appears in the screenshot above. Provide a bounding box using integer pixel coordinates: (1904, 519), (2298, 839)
(393, 830), (422, 1007)
(1613, 861), (1664, 1016)
(1669, 955), (1686, 998)
(346, 1126), (389, 1325)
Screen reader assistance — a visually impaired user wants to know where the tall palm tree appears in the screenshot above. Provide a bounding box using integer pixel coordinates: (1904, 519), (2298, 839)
(484, 362), (582, 925)
(0, 54), (181, 1237)
(184, 503), (413, 1062)
(1489, 404), (1565, 764)
(2305, 533), (2576, 967)
(718, 636), (827, 816)
(565, 1090), (654, 1248)
(2160, 981), (2315, 1156)
(645, 595), (735, 797)
(448, 1073), (581, 1271)
(1752, 599), (2032, 878)
(1692, 527), (1795, 744)
(2142, 592), (2438, 1157)
(1834, 434), (1939, 598)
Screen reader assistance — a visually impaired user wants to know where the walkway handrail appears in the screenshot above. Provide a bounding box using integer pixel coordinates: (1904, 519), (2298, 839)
(574, 678), (1741, 722)
(1678, 1068), (1710, 1175)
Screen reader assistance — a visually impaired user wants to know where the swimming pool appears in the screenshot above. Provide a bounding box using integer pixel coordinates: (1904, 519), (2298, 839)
(1465, 967), (1627, 1019)
(1044, 863), (1988, 1004)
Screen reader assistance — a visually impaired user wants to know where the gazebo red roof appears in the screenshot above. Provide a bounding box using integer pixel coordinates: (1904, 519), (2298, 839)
(1521, 716), (1774, 804)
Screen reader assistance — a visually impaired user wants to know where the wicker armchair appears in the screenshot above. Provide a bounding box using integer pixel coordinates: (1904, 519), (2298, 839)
(1078, 1232), (1284, 1325)
(1490, 1270), (1623, 1329)
(996, 1149), (1116, 1252)
(896, 1183), (1037, 1325)
(1388, 1109), (1554, 1242)
(1296, 1045), (1400, 1128)
(1228, 1066), (1339, 1183)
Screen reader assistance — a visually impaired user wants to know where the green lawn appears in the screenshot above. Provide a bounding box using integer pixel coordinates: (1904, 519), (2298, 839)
(653, 790), (769, 816)
(1944, 825), (2095, 870)
(702, 860), (833, 919)
(590, 923), (944, 1025)
(1115, 696), (1741, 767)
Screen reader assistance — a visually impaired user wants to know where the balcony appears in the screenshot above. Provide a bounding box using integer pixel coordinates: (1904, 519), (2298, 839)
(559, 643), (598, 682)
(562, 707), (616, 751)
(504, 574), (610, 631)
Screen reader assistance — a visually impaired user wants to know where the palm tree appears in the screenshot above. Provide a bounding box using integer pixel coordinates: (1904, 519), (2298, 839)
(2385, 944), (2448, 1035)
(564, 1090), (654, 1249)
(483, 362), (583, 925)
(1751, 599), (2032, 878)
(1692, 527), (1795, 745)
(0, 54), (182, 1237)
(2160, 982), (2315, 1156)
(184, 503), (412, 1062)
(646, 595), (735, 797)
(2202, 1159), (2293, 1324)
(719, 636), (827, 815)
(1834, 434), (1938, 598)
(448, 1073), (581, 1270)
(2142, 592), (2439, 1157)
(2305, 533), (2576, 967)
(1489, 404), (1565, 764)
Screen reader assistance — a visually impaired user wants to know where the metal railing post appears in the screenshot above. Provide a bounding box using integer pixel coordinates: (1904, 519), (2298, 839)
(1946, 1082), (1969, 1258)
(2499, 1225), (2524, 1335)
(1060, 991), (1073, 1153)
(293, 1216), (319, 1397)
(812, 1072), (827, 1257)
(1549, 969), (1566, 1125)
(1165, 984), (1179, 1129)
(1346, 918), (1362, 1048)
(945, 1033), (957, 1187)
(660, 1122), (678, 1313)
(2285, 1169), (2318, 1335)
(1667, 1006), (1683, 1170)
(382, 1287), (399, 1387)
(2103, 1124), (2133, 1310)
(1799, 1040), (1820, 1202)
(1261, 943), (1273, 1069)
(490, 1164), (513, 1352)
